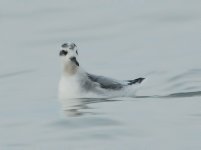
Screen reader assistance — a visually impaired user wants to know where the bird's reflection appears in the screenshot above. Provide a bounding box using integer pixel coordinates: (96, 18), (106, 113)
(60, 98), (119, 117)
(60, 90), (201, 117)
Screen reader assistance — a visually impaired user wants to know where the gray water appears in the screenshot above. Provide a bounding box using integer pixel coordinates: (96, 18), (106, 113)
(1, 0), (201, 150)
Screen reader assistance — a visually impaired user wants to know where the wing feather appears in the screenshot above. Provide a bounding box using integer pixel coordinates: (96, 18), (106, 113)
(87, 73), (123, 90)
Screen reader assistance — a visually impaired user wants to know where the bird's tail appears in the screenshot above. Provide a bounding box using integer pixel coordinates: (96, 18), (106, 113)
(127, 78), (145, 85)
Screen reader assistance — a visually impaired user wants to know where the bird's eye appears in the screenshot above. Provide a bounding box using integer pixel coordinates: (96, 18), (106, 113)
(59, 50), (68, 56)
(76, 50), (78, 55)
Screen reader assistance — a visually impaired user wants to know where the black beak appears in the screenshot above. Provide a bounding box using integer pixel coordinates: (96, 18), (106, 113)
(70, 57), (79, 66)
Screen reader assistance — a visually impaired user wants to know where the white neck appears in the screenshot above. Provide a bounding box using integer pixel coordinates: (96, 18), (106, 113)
(61, 63), (86, 77)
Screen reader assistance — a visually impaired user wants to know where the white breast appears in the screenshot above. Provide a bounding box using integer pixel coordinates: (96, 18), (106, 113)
(58, 75), (81, 99)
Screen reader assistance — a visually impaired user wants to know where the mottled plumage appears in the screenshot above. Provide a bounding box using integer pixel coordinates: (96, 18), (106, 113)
(59, 42), (145, 99)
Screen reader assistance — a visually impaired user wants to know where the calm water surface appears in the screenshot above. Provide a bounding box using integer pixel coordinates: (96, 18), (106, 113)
(0, 0), (201, 150)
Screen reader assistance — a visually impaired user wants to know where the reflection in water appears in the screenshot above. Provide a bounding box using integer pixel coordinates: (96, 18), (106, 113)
(60, 90), (201, 117)
(60, 98), (119, 117)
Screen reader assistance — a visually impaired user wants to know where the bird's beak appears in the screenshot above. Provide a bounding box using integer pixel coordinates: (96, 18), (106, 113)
(70, 57), (79, 66)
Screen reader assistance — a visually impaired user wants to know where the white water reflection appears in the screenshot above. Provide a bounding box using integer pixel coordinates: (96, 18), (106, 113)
(60, 98), (119, 117)
(60, 90), (201, 117)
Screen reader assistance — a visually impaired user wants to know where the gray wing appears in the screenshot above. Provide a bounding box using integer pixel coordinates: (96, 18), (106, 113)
(87, 73), (124, 90)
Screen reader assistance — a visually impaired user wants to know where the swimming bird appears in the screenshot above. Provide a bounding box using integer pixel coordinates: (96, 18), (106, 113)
(58, 42), (145, 99)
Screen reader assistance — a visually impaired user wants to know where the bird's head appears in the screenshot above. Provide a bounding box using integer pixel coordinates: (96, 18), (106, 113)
(59, 42), (79, 75)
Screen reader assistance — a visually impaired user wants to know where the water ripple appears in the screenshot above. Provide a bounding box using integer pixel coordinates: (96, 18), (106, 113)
(0, 69), (35, 79)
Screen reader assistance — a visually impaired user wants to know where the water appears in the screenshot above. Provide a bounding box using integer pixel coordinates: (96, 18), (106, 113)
(0, 0), (201, 149)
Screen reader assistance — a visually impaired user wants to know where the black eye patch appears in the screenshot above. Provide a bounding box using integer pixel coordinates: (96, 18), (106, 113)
(59, 50), (68, 56)
(76, 50), (78, 55)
